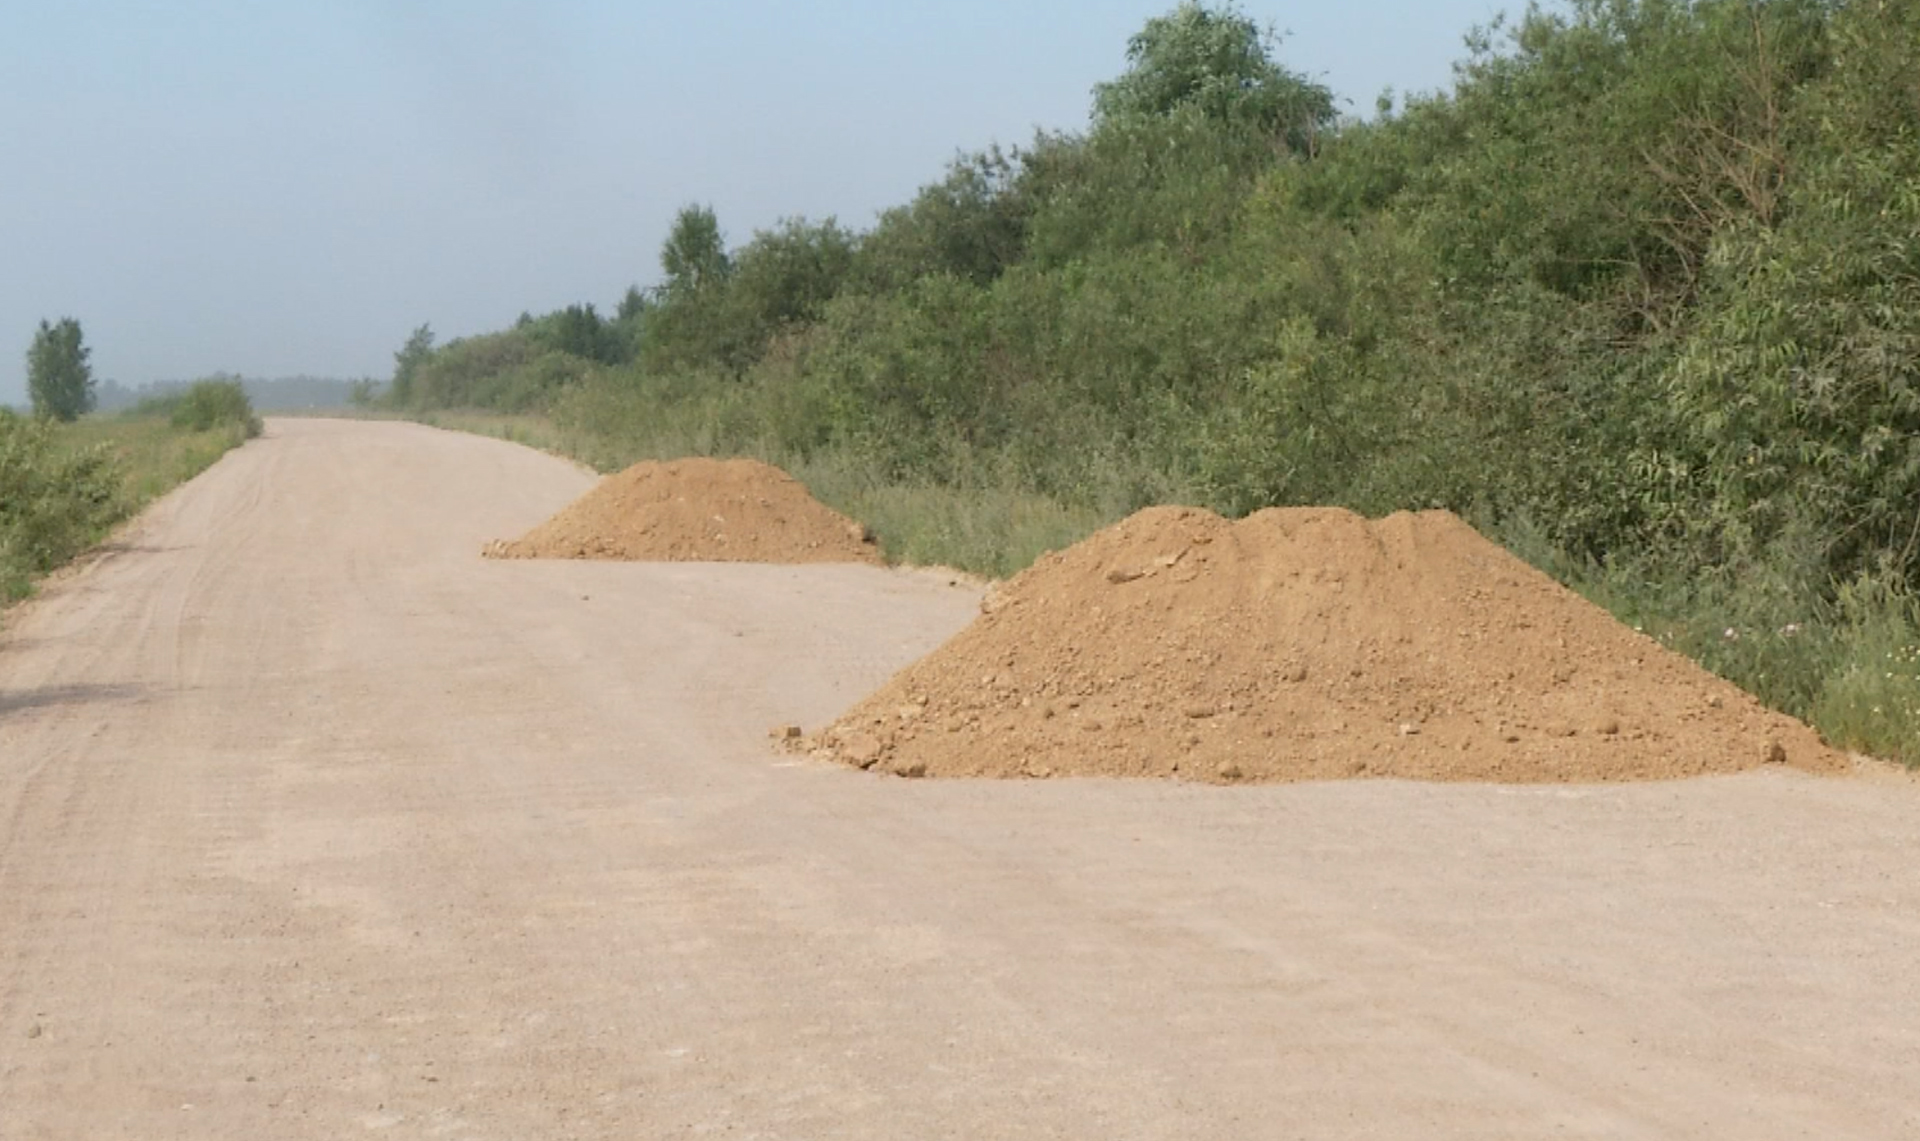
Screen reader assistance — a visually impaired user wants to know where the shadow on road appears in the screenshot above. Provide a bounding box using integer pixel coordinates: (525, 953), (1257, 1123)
(92, 541), (183, 556)
(0, 683), (145, 717)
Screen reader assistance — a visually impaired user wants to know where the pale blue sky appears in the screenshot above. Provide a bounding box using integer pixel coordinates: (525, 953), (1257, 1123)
(1, 1), (1508, 402)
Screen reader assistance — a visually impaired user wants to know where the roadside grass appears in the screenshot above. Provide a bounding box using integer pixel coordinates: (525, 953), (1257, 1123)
(789, 456), (1110, 580)
(1811, 628), (1920, 767)
(2, 393), (258, 610)
(58, 414), (257, 509)
(331, 406), (577, 461)
(414, 410), (564, 453)
(1501, 519), (1920, 768)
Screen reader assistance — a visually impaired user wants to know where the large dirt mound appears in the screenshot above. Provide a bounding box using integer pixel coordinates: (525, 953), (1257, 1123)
(485, 458), (882, 565)
(806, 506), (1847, 783)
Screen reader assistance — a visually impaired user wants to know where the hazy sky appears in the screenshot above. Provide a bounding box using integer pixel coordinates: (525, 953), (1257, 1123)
(1, 1), (1508, 403)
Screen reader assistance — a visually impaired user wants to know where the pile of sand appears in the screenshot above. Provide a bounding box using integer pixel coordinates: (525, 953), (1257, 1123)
(485, 458), (882, 565)
(804, 506), (1847, 783)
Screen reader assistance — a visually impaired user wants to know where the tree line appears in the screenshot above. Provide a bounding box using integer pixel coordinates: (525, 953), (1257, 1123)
(378, 0), (1920, 758)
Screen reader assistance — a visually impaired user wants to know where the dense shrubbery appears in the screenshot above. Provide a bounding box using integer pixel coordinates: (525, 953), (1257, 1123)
(0, 410), (123, 601)
(134, 376), (263, 436)
(168, 377), (263, 435)
(384, 0), (1920, 762)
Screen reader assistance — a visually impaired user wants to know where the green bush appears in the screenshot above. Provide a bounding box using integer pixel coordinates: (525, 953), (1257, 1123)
(0, 410), (124, 601)
(169, 377), (262, 435)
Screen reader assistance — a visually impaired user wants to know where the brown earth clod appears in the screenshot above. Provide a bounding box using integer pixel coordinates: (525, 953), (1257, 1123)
(484, 457), (882, 565)
(800, 505), (1849, 785)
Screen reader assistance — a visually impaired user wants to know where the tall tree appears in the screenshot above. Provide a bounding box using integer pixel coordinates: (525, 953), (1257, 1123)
(536, 303), (618, 364)
(26, 318), (95, 422)
(1093, 2), (1335, 153)
(390, 323), (435, 407)
(615, 285), (650, 323)
(660, 205), (731, 294)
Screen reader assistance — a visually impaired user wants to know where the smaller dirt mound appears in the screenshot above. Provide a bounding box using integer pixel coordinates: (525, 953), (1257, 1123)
(485, 458), (881, 565)
(804, 505), (1847, 784)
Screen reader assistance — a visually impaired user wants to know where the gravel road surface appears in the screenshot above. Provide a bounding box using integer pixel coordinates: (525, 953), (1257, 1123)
(2, 418), (1915, 1139)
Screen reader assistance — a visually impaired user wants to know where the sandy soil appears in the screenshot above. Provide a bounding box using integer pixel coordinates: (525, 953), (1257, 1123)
(1, 418), (1915, 1140)
(484, 456), (881, 565)
(812, 504), (1846, 783)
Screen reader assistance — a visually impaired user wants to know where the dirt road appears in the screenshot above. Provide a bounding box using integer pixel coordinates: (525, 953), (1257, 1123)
(2, 419), (1915, 1139)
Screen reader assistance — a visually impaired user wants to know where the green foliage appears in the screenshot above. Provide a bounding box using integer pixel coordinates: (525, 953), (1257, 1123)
(1092, 1), (1335, 152)
(384, 0), (1920, 764)
(644, 217), (858, 375)
(1017, 112), (1276, 268)
(727, 218), (857, 338)
(2, 409), (259, 608)
(856, 148), (1032, 290)
(615, 285), (649, 323)
(390, 323), (435, 406)
(1657, 0), (1920, 583)
(660, 204), (730, 295)
(794, 456), (1113, 579)
(0, 409), (120, 598)
(166, 376), (262, 436)
(527, 303), (622, 365)
(1810, 579), (1920, 768)
(425, 335), (589, 411)
(26, 317), (96, 422)
(0, 395), (256, 611)
(1535, 533), (1920, 767)
(1401, 0), (1829, 311)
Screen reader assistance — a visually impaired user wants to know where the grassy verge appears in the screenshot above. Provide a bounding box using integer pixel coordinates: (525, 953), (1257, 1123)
(784, 455), (1109, 579)
(412, 410), (563, 452)
(58, 415), (258, 510)
(1495, 522), (1920, 768)
(323, 406), (576, 461)
(1618, 577), (1919, 769)
(2, 385), (259, 609)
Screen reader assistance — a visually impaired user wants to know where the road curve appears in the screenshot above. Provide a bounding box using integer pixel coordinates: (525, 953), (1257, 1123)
(2, 418), (1916, 1139)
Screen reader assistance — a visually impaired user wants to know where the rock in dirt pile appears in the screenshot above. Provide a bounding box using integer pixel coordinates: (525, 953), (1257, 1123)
(485, 457), (881, 565)
(804, 505), (1847, 783)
